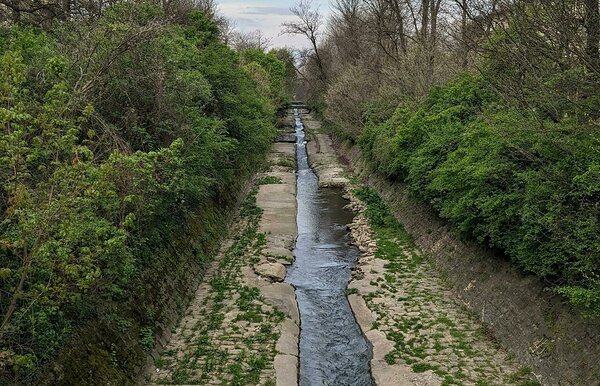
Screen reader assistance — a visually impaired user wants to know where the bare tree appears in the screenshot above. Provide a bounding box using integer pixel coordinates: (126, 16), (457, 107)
(363, 0), (408, 61)
(330, 0), (364, 65)
(282, 0), (328, 83)
(0, 0), (67, 24)
(230, 29), (272, 51)
(584, 0), (600, 71)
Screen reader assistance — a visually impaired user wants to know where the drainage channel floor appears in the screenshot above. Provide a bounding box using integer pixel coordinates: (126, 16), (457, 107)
(285, 110), (373, 386)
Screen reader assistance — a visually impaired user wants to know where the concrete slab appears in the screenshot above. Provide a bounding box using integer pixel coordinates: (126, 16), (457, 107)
(274, 354), (298, 386)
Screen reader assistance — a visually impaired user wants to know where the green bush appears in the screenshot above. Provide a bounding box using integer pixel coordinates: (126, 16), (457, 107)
(358, 74), (600, 318)
(0, 3), (289, 382)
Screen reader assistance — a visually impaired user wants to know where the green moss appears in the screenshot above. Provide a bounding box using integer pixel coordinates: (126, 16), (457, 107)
(384, 352), (396, 365)
(412, 362), (438, 373)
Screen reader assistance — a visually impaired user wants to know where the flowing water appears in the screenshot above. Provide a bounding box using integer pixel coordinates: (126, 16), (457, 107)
(285, 109), (372, 386)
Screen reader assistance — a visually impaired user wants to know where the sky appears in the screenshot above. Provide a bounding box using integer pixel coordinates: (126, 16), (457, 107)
(216, 0), (331, 49)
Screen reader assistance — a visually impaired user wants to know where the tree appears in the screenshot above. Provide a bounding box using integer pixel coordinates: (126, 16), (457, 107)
(0, 3), (292, 382)
(230, 29), (272, 51)
(282, 0), (328, 84)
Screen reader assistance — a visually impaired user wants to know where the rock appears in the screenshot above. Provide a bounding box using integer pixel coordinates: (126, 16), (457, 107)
(255, 262), (287, 282)
(267, 255), (294, 266)
(366, 329), (395, 360)
(371, 359), (443, 386)
(370, 360), (414, 386)
(276, 319), (299, 356)
(260, 282), (300, 324)
(264, 246), (294, 258)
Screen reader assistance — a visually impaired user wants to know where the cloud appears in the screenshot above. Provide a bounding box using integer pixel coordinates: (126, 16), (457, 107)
(217, 0), (332, 48)
(234, 17), (262, 28)
(245, 6), (291, 16)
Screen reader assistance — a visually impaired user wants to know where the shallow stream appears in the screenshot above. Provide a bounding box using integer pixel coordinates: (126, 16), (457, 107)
(285, 109), (372, 386)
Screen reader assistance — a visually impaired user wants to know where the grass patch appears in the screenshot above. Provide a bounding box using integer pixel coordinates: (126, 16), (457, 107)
(384, 352), (396, 365)
(159, 187), (285, 384)
(412, 362), (438, 373)
(353, 184), (534, 385)
(257, 175), (283, 185)
(508, 366), (541, 385)
(275, 158), (295, 169)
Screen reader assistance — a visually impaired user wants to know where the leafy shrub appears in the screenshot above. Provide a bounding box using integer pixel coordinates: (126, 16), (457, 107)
(0, 3), (290, 382)
(357, 74), (600, 317)
(139, 327), (155, 351)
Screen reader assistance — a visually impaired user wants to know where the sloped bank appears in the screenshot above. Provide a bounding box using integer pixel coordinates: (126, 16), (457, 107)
(303, 115), (536, 386)
(144, 111), (300, 386)
(326, 135), (600, 385)
(38, 125), (286, 385)
(40, 178), (253, 386)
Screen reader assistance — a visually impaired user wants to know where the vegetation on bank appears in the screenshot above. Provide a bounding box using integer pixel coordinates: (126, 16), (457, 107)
(288, 0), (600, 318)
(0, 2), (292, 383)
(358, 74), (599, 319)
(353, 185), (540, 386)
(153, 187), (284, 385)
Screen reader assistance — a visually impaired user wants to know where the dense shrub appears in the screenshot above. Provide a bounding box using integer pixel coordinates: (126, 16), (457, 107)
(0, 3), (288, 382)
(359, 75), (600, 318)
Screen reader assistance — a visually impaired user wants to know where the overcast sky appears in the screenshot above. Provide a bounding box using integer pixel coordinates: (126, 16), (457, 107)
(217, 0), (331, 49)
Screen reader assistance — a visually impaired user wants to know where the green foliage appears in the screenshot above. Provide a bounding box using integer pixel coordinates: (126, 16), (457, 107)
(139, 327), (155, 351)
(269, 48), (296, 105)
(353, 186), (398, 229)
(257, 175), (283, 185)
(358, 74), (600, 318)
(0, 2), (292, 382)
(240, 48), (290, 107)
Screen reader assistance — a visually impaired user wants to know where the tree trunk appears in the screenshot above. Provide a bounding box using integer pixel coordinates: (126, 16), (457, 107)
(423, 0), (441, 92)
(390, 0), (407, 55)
(311, 36), (327, 84)
(421, 0), (430, 44)
(584, 0), (600, 72)
(461, 0), (468, 69)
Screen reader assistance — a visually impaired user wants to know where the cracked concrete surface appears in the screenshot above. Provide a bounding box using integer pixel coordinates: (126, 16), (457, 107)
(147, 114), (299, 386)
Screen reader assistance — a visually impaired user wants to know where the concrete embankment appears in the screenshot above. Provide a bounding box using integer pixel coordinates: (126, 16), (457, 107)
(255, 124), (300, 386)
(301, 111), (542, 386)
(146, 112), (299, 386)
